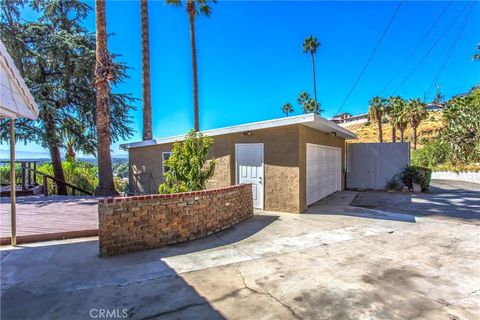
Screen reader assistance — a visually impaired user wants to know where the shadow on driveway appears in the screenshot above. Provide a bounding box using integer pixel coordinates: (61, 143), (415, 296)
(350, 179), (480, 224)
(1, 215), (278, 319)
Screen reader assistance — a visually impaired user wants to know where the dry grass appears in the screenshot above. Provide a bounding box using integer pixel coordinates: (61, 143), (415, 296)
(345, 111), (444, 148)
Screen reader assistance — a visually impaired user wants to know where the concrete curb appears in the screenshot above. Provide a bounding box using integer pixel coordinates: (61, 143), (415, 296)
(0, 229), (98, 246)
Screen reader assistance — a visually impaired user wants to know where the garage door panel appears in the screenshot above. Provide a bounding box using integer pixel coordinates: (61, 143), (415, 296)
(306, 144), (341, 206)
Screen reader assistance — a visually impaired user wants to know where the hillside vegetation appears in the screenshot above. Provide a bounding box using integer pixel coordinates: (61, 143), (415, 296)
(345, 111), (443, 148)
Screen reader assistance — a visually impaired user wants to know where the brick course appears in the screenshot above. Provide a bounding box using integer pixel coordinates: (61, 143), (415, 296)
(98, 184), (253, 256)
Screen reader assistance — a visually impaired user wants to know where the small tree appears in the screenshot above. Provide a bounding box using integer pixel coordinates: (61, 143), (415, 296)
(159, 130), (216, 193)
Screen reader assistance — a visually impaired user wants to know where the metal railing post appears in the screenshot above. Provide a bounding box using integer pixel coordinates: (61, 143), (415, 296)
(27, 162), (31, 186)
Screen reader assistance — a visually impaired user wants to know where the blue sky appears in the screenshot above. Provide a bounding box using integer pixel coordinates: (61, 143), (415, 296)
(5, 0), (480, 158)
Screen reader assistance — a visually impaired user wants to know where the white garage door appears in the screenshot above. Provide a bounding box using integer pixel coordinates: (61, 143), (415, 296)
(306, 143), (342, 206)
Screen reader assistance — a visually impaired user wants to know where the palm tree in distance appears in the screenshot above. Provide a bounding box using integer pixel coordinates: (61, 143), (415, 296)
(94, 0), (118, 196)
(473, 43), (480, 61)
(297, 92), (313, 114)
(303, 35), (321, 114)
(385, 96), (403, 142)
(406, 98), (427, 150)
(281, 103), (294, 116)
(141, 0), (152, 140)
(166, 0), (216, 132)
(391, 97), (408, 142)
(368, 96), (386, 143)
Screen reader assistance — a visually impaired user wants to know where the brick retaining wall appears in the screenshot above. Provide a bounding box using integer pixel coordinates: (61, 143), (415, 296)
(98, 184), (253, 256)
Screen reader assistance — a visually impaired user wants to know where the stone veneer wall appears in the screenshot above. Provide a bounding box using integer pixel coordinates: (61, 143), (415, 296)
(98, 184), (253, 257)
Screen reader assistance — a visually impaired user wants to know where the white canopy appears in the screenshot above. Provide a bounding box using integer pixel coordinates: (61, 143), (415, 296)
(0, 40), (38, 120)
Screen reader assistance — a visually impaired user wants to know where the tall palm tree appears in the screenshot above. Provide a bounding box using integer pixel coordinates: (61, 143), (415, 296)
(281, 103), (294, 117)
(368, 96), (386, 143)
(166, 0), (216, 132)
(385, 96), (403, 142)
(391, 97), (408, 142)
(303, 36), (321, 114)
(94, 0), (118, 196)
(141, 0), (152, 140)
(406, 98), (427, 150)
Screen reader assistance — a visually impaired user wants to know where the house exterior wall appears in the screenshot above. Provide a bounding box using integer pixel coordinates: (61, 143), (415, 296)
(128, 124), (346, 213)
(298, 125), (346, 212)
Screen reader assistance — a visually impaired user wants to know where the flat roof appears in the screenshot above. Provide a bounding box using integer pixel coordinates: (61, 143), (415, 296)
(121, 113), (357, 150)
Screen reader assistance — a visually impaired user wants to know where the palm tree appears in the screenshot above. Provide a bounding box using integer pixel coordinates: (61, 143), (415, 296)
(141, 0), (152, 140)
(297, 92), (313, 114)
(94, 0), (118, 196)
(406, 98), (427, 150)
(303, 36), (321, 114)
(281, 103), (294, 116)
(391, 97), (408, 142)
(368, 96), (386, 143)
(166, 0), (216, 132)
(385, 96), (403, 142)
(473, 43), (480, 61)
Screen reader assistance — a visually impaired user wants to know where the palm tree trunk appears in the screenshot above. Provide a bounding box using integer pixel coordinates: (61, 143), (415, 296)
(400, 128), (404, 142)
(94, 0), (118, 196)
(188, 5), (199, 132)
(412, 126), (417, 149)
(378, 120), (383, 143)
(141, 0), (152, 140)
(391, 126), (396, 142)
(311, 53), (318, 114)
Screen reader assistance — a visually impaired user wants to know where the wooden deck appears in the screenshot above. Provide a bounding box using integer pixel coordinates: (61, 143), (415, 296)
(0, 196), (99, 245)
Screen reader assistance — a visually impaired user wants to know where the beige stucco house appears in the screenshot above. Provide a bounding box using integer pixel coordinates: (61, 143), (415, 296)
(122, 114), (356, 213)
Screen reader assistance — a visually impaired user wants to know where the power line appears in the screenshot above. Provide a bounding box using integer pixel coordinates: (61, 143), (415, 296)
(334, 1), (403, 116)
(425, 1), (476, 101)
(391, 2), (471, 95)
(379, 1), (452, 96)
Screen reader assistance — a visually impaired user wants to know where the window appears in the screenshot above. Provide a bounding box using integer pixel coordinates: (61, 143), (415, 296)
(162, 152), (173, 174)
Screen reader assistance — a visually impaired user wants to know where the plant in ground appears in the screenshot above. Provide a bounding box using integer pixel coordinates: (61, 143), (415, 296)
(411, 140), (451, 169)
(159, 130), (216, 193)
(400, 165), (432, 192)
(442, 88), (480, 164)
(385, 174), (402, 191)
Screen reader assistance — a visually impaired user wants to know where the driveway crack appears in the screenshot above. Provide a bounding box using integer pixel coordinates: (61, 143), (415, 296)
(235, 267), (303, 320)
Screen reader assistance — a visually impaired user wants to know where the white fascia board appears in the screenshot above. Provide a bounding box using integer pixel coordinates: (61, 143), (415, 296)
(121, 113), (356, 150)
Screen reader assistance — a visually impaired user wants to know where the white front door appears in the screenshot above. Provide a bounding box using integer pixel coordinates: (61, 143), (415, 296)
(236, 143), (264, 209)
(306, 143), (342, 206)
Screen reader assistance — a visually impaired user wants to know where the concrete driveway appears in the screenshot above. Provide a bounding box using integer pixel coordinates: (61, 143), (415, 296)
(1, 181), (479, 319)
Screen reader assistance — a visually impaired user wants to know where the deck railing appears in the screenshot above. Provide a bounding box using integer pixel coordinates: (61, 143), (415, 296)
(0, 160), (93, 196)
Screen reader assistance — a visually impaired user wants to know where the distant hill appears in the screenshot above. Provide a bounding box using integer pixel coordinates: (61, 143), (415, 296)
(344, 111), (443, 148)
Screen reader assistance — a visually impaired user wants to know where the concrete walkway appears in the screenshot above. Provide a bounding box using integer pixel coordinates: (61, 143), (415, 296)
(0, 196), (98, 244)
(1, 184), (479, 319)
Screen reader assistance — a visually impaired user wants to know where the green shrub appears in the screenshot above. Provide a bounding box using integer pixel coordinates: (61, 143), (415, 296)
(36, 161), (98, 195)
(411, 140), (450, 168)
(385, 174), (402, 191)
(400, 166), (432, 192)
(159, 130), (216, 194)
(0, 164), (22, 185)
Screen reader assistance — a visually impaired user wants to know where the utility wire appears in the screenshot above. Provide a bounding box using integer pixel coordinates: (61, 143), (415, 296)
(379, 1), (452, 96)
(391, 2), (471, 95)
(425, 1), (476, 101)
(334, 1), (403, 116)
